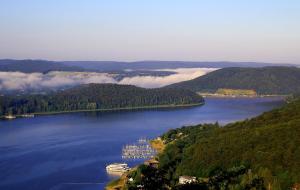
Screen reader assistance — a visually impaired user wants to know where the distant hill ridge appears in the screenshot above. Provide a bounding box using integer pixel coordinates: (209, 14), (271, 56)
(0, 59), (295, 72)
(167, 66), (300, 95)
(62, 60), (295, 70)
(0, 59), (85, 73)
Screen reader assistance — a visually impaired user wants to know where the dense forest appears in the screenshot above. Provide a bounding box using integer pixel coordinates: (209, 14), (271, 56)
(125, 98), (300, 190)
(167, 66), (300, 95)
(0, 83), (204, 116)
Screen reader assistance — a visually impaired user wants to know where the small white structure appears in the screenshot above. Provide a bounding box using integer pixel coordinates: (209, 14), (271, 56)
(21, 114), (35, 118)
(128, 177), (134, 182)
(179, 176), (197, 184)
(106, 163), (130, 176)
(4, 115), (16, 119)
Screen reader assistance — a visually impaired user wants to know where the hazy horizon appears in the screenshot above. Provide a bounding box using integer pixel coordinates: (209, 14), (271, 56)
(1, 0), (300, 64)
(0, 59), (298, 66)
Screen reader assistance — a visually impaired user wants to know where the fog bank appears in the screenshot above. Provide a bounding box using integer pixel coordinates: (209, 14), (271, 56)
(0, 68), (218, 91)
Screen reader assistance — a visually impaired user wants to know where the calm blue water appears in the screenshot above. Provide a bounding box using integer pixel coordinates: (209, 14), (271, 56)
(0, 97), (283, 190)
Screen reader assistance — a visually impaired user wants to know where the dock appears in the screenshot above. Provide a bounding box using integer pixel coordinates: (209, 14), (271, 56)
(122, 138), (157, 159)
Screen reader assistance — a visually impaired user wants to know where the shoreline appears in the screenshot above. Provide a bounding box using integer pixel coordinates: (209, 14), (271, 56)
(0, 102), (204, 119)
(105, 138), (165, 190)
(149, 138), (165, 153)
(199, 93), (288, 98)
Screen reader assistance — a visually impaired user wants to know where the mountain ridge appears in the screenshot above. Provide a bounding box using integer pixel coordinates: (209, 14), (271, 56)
(0, 59), (85, 73)
(0, 59), (296, 72)
(167, 66), (300, 95)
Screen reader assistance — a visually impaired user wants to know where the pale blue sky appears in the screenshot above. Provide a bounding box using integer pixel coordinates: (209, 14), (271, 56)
(0, 0), (299, 63)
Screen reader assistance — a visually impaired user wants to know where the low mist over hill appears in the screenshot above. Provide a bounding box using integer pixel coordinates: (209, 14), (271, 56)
(1, 60), (299, 95)
(0, 60), (217, 93)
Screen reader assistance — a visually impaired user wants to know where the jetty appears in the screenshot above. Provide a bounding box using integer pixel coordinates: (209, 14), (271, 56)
(122, 138), (157, 159)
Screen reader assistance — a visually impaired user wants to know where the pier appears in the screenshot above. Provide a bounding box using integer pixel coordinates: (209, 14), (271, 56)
(122, 138), (157, 159)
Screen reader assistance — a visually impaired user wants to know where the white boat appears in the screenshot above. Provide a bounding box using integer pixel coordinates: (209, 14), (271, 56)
(106, 163), (130, 174)
(4, 115), (16, 119)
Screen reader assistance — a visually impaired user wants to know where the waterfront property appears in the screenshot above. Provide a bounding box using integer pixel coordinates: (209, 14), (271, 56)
(144, 159), (159, 168)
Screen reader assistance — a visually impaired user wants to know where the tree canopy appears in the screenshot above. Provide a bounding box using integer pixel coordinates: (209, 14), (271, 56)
(127, 98), (300, 189)
(0, 83), (204, 116)
(167, 67), (300, 95)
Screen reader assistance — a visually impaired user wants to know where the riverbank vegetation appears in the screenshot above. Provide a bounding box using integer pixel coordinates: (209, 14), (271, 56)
(122, 98), (300, 190)
(0, 83), (204, 117)
(150, 138), (165, 153)
(106, 177), (126, 190)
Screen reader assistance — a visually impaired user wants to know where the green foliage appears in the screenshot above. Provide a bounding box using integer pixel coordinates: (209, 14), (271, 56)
(167, 66), (300, 95)
(126, 164), (167, 190)
(156, 99), (300, 189)
(0, 83), (204, 116)
(174, 182), (209, 190)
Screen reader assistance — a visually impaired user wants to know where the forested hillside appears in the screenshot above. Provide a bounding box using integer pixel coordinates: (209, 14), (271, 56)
(167, 66), (300, 95)
(0, 83), (203, 116)
(126, 98), (300, 190)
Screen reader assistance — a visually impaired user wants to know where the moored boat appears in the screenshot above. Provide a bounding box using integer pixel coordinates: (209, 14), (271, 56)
(4, 115), (16, 119)
(106, 163), (130, 175)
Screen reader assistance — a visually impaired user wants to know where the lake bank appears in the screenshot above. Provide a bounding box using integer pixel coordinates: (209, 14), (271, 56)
(0, 102), (204, 120)
(198, 92), (288, 98)
(0, 97), (284, 190)
(106, 138), (164, 190)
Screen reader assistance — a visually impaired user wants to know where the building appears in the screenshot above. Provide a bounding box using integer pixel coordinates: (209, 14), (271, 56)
(106, 163), (130, 176)
(292, 183), (300, 190)
(179, 176), (197, 184)
(144, 159), (159, 168)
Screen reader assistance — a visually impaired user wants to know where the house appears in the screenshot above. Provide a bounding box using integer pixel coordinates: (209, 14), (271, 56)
(179, 176), (197, 184)
(292, 183), (300, 190)
(128, 177), (134, 182)
(144, 159), (159, 168)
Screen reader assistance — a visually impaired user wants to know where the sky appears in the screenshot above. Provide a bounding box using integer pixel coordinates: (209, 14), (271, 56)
(0, 0), (299, 64)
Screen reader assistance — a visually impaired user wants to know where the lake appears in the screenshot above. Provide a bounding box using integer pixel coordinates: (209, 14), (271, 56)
(0, 97), (284, 190)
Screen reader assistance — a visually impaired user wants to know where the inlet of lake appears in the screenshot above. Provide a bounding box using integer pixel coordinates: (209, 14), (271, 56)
(0, 97), (284, 190)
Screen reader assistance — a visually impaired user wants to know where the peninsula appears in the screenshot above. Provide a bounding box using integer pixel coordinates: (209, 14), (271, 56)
(0, 83), (204, 118)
